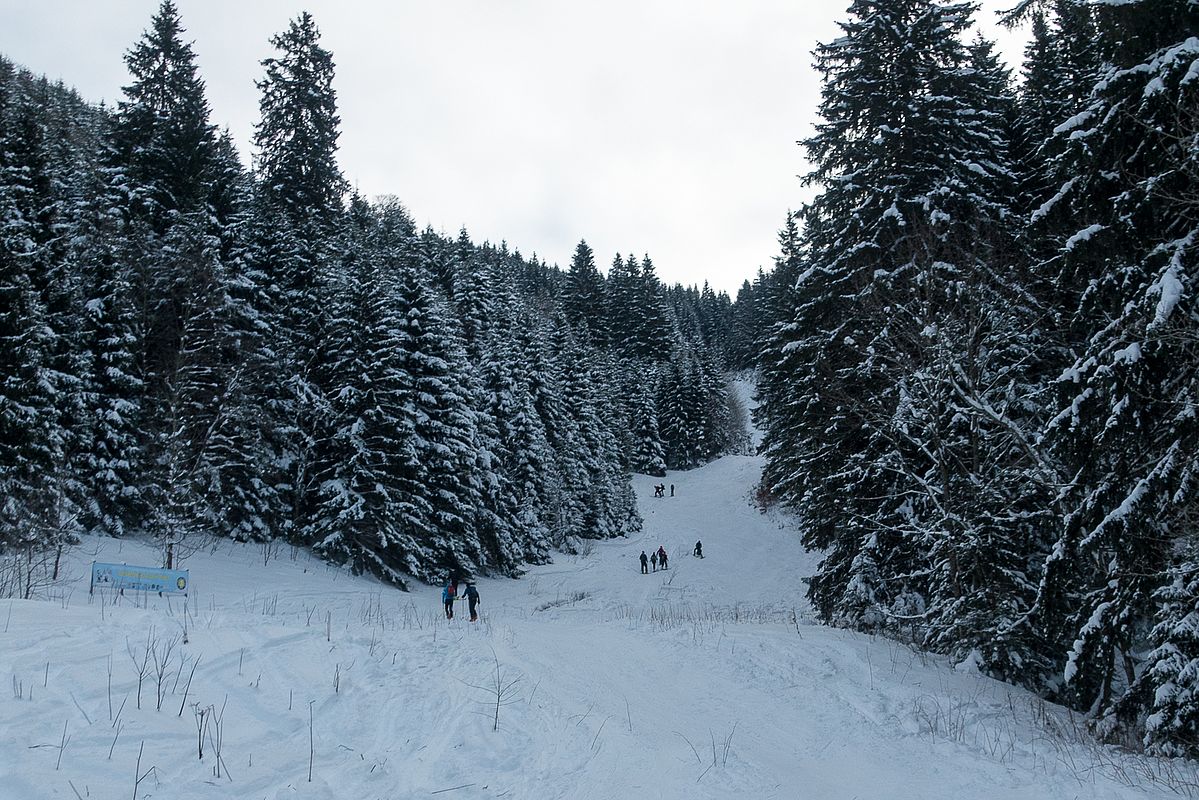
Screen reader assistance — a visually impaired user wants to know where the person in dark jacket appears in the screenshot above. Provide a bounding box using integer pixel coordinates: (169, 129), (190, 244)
(658, 546), (668, 570)
(442, 580), (456, 619)
(650, 550), (658, 572)
(465, 583), (481, 622)
(640, 551), (649, 574)
(693, 540), (703, 558)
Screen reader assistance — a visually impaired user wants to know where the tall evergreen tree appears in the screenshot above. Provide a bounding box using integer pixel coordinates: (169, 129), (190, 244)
(761, 1), (1051, 684)
(251, 11), (347, 547)
(0, 118), (58, 545)
(312, 242), (427, 586)
(112, 0), (217, 226)
(565, 239), (607, 346)
(74, 174), (144, 538)
(254, 12), (347, 225)
(1026, 0), (1199, 732)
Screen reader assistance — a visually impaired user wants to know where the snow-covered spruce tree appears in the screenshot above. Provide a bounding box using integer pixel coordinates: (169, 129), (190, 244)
(412, 225), (454, 299)
(0, 82), (58, 548)
(458, 356), (527, 574)
(395, 262), (489, 579)
(111, 0), (219, 396)
(552, 317), (636, 540)
(635, 255), (675, 359)
(1011, 2), (1102, 293)
(481, 327), (554, 563)
(593, 356), (643, 536)
(897, 34), (1061, 682)
(254, 12), (347, 227)
(1120, 554), (1199, 756)
(444, 228), (533, 571)
(449, 227), (492, 353)
(755, 211), (805, 498)
(309, 220), (427, 586)
(606, 253), (638, 358)
(694, 281), (731, 361)
(760, 0), (1054, 680)
(73, 172), (144, 538)
(605, 253), (677, 361)
(695, 347), (740, 459)
(141, 214), (252, 566)
(1019, 0), (1199, 743)
(726, 275), (763, 372)
(110, 1), (276, 559)
(604, 252), (673, 362)
(779, 0), (898, 624)
(628, 378), (667, 477)
(657, 351), (709, 470)
(112, 0), (217, 229)
(193, 132), (275, 543)
(658, 346), (730, 469)
(564, 239), (608, 347)
(22, 80), (95, 510)
(0, 67), (98, 551)
(251, 11), (346, 545)
(516, 316), (589, 545)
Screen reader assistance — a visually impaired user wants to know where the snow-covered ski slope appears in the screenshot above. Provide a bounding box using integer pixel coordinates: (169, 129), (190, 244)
(1, 459), (1193, 799)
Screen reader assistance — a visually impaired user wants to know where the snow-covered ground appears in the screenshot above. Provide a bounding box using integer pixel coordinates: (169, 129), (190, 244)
(2, 453), (1194, 798)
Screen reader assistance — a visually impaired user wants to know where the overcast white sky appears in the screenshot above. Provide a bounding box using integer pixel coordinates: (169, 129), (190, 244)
(1, 1), (1028, 294)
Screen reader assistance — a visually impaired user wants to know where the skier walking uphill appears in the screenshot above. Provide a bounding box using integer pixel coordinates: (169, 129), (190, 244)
(640, 551), (649, 574)
(650, 550), (658, 572)
(658, 546), (668, 570)
(442, 580), (456, 619)
(465, 583), (481, 622)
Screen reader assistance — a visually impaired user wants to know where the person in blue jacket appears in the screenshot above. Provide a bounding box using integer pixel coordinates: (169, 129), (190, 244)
(442, 580), (456, 619)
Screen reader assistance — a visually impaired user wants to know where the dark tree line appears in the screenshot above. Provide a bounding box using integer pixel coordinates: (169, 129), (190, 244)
(0, 2), (744, 588)
(748, 0), (1199, 755)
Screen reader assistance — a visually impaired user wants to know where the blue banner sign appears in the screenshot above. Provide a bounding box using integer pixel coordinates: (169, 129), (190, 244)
(90, 562), (189, 595)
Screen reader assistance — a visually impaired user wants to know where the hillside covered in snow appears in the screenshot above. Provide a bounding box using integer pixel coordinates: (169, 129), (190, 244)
(2, 446), (1195, 799)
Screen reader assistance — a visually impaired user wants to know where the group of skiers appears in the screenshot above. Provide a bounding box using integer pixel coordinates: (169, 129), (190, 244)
(442, 576), (481, 621)
(652, 484), (676, 498)
(443, 530), (705, 613)
(640, 546), (669, 572)
(639, 541), (703, 573)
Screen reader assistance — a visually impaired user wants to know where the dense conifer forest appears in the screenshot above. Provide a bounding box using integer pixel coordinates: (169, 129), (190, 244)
(0, 4), (747, 590)
(745, 0), (1199, 758)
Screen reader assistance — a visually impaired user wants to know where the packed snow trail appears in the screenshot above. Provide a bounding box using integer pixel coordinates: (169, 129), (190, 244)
(0, 454), (1191, 798)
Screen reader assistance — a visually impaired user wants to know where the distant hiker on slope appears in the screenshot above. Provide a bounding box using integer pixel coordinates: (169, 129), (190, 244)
(658, 546), (668, 570)
(693, 540), (703, 558)
(650, 550), (658, 572)
(640, 551), (649, 574)
(670, 484), (675, 497)
(443, 580), (456, 619)
(653, 484), (665, 498)
(465, 582), (481, 622)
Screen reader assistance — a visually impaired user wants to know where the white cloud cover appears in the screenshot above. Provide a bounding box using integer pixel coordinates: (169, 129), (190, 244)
(0, 0), (1027, 293)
